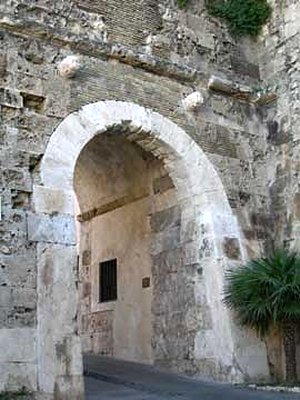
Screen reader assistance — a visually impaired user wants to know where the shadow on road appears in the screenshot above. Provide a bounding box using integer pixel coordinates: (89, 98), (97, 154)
(84, 355), (299, 400)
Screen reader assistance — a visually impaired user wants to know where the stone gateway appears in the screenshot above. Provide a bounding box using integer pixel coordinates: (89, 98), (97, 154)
(0, 0), (299, 398)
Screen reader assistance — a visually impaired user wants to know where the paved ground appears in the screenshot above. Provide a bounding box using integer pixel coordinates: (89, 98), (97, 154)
(84, 356), (299, 400)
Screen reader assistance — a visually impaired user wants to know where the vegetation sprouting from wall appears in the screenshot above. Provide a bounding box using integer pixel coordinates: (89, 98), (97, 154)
(176, 0), (272, 37)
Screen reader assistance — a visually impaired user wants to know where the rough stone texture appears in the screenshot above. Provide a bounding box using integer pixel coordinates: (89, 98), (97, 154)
(0, 0), (298, 396)
(0, 328), (37, 392)
(32, 185), (75, 216)
(27, 213), (76, 245)
(80, 311), (113, 356)
(37, 101), (269, 389)
(223, 237), (241, 260)
(57, 56), (82, 78)
(150, 206), (181, 233)
(182, 91), (204, 111)
(37, 243), (84, 398)
(258, 0), (300, 249)
(256, 0), (300, 380)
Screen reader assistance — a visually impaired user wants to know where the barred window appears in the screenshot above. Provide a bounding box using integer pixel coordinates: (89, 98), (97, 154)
(99, 259), (117, 303)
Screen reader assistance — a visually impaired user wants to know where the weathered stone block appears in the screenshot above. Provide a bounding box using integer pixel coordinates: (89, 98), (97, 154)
(233, 326), (269, 381)
(152, 174), (174, 194)
(0, 251), (37, 289)
(194, 305), (213, 330)
(11, 190), (31, 209)
(16, 111), (60, 154)
(182, 91), (204, 111)
(37, 243), (82, 393)
(21, 92), (45, 113)
(33, 185), (75, 215)
(81, 281), (91, 298)
(58, 55), (82, 78)
(85, 311), (113, 334)
(152, 271), (178, 294)
(0, 287), (11, 307)
(230, 55), (260, 79)
(0, 54), (7, 78)
(0, 88), (23, 108)
(82, 249), (91, 266)
(293, 193), (300, 220)
(0, 168), (31, 191)
(81, 311), (113, 355)
(54, 375), (84, 400)
(208, 75), (252, 101)
(27, 213), (76, 244)
(11, 288), (36, 310)
(150, 206), (181, 233)
(0, 328), (36, 363)
(151, 226), (181, 256)
(0, 306), (36, 328)
(81, 332), (113, 356)
(0, 362), (37, 392)
(222, 237), (241, 260)
(180, 219), (199, 243)
(152, 248), (183, 275)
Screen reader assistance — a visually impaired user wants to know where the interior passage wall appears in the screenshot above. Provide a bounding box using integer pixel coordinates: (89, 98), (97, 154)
(81, 198), (153, 364)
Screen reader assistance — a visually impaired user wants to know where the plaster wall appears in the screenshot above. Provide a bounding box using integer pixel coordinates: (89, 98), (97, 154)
(88, 198), (153, 364)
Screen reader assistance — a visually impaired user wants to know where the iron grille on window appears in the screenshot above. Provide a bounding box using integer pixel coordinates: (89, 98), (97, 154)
(99, 259), (117, 302)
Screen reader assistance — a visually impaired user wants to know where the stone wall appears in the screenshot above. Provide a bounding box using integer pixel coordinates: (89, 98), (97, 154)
(259, 0), (300, 249)
(0, 0), (298, 395)
(33, 99), (272, 396)
(258, 0), (300, 379)
(0, 0), (272, 263)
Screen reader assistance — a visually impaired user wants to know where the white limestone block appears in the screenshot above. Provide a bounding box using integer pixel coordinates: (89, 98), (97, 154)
(33, 185), (75, 215)
(27, 213), (76, 245)
(0, 328), (36, 363)
(0, 362), (37, 392)
(182, 91), (204, 111)
(37, 243), (82, 393)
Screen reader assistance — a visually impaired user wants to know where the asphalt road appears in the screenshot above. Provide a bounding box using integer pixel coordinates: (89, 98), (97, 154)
(84, 356), (300, 400)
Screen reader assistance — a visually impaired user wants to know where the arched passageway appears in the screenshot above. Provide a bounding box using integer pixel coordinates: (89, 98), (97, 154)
(33, 101), (268, 399)
(75, 134), (165, 364)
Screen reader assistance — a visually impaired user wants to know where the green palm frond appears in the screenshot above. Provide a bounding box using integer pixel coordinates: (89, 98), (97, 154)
(223, 248), (300, 336)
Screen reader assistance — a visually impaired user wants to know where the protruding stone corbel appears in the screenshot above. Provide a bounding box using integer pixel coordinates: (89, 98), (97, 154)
(208, 75), (278, 105)
(58, 55), (82, 78)
(208, 75), (252, 100)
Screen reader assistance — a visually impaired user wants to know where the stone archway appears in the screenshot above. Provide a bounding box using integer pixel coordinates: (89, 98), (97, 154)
(32, 101), (268, 399)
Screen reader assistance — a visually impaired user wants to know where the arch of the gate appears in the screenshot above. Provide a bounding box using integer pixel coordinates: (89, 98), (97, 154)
(32, 101), (269, 398)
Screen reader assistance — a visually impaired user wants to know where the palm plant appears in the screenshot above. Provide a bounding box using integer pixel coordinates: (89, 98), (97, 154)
(224, 248), (300, 383)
